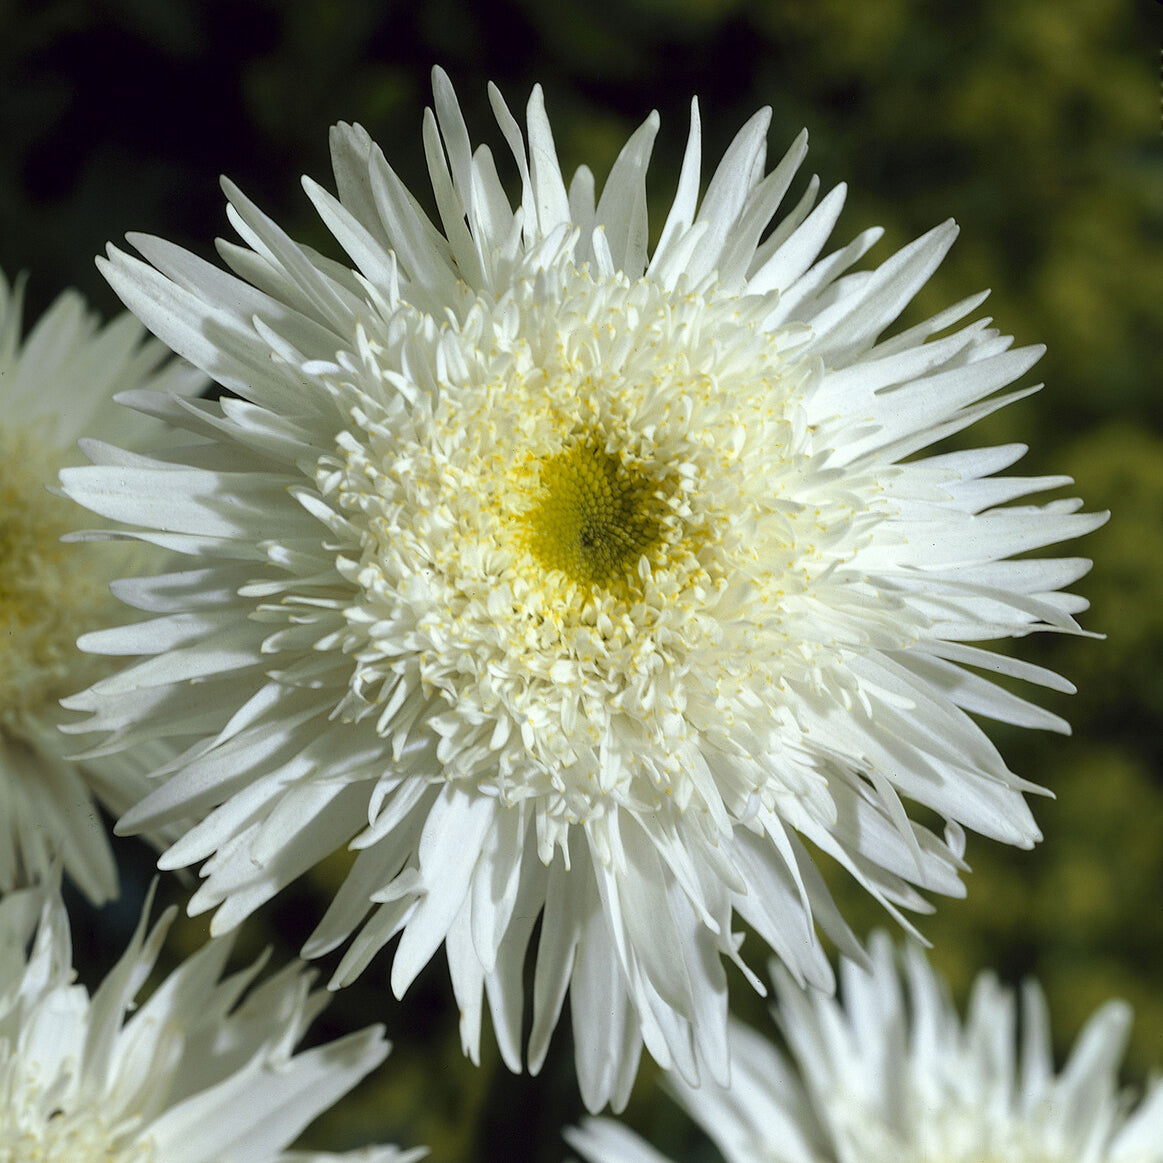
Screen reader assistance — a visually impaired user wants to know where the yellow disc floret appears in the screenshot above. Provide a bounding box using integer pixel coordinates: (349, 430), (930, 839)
(521, 439), (664, 592)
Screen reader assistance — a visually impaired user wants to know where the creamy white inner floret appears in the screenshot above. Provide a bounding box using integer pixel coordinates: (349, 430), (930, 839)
(0, 1098), (157, 1163)
(830, 1101), (1068, 1163)
(321, 265), (903, 834)
(0, 423), (116, 726)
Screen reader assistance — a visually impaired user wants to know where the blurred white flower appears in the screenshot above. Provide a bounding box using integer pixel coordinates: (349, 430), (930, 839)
(0, 270), (204, 903)
(569, 933), (1163, 1162)
(62, 69), (1102, 1109)
(0, 881), (423, 1163)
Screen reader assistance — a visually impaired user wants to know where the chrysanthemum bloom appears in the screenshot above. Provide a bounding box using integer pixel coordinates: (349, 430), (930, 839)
(568, 934), (1163, 1163)
(62, 70), (1103, 1109)
(0, 881), (424, 1162)
(0, 270), (205, 903)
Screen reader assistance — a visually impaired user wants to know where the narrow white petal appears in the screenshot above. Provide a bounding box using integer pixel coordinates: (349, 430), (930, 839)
(391, 788), (496, 997)
(594, 112), (659, 278)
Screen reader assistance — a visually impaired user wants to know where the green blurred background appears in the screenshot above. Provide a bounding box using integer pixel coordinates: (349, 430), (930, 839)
(1, 1), (1160, 1159)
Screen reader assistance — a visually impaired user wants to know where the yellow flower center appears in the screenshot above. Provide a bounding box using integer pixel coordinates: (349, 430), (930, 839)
(520, 439), (665, 591)
(0, 424), (118, 720)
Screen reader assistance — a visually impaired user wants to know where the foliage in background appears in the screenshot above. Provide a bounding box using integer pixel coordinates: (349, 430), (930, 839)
(1, 0), (1158, 1158)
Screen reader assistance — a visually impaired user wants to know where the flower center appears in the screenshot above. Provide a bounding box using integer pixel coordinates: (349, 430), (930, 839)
(0, 424), (125, 722)
(322, 265), (849, 840)
(831, 1096), (1069, 1163)
(2, 1105), (157, 1163)
(520, 440), (664, 591)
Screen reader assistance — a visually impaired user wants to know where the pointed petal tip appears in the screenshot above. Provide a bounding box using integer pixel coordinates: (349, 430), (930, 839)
(740, 104), (773, 134)
(99, 238), (133, 268)
(219, 174), (247, 204)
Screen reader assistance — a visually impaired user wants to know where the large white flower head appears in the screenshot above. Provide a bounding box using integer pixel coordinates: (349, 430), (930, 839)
(62, 69), (1103, 1109)
(0, 881), (424, 1163)
(0, 269), (204, 903)
(568, 934), (1163, 1163)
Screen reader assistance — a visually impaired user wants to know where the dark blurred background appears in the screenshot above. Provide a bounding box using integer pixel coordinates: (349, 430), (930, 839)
(2, 1), (1161, 1159)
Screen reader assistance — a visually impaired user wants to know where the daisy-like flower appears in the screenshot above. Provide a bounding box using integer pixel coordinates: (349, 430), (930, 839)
(0, 880), (424, 1163)
(0, 270), (204, 903)
(61, 70), (1103, 1109)
(567, 934), (1163, 1163)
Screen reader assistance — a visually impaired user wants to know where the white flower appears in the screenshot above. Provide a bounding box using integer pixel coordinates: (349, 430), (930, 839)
(0, 880), (424, 1163)
(61, 69), (1103, 1110)
(568, 934), (1163, 1163)
(0, 270), (205, 903)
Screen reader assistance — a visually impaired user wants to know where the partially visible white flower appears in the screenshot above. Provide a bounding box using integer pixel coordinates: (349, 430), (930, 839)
(61, 69), (1104, 1109)
(0, 880), (424, 1163)
(0, 270), (206, 902)
(568, 933), (1163, 1163)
